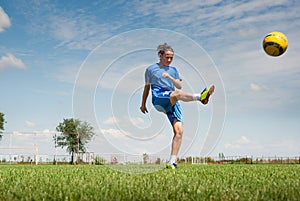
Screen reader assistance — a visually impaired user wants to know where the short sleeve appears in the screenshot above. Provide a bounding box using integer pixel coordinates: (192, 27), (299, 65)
(174, 68), (182, 81)
(145, 68), (151, 83)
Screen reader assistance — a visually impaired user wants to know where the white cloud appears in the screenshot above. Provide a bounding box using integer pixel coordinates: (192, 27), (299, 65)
(130, 117), (144, 126)
(223, 136), (300, 157)
(102, 117), (119, 126)
(250, 83), (268, 92)
(0, 53), (27, 71)
(49, 17), (76, 41)
(0, 7), (11, 32)
(25, 121), (36, 128)
(225, 136), (251, 149)
(99, 128), (128, 138)
(237, 136), (250, 144)
(54, 65), (78, 84)
(95, 127), (171, 155)
(102, 116), (144, 127)
(47, 12), (115, 50)
(41, 129), (60, 134)
(12, 131), (23, 136)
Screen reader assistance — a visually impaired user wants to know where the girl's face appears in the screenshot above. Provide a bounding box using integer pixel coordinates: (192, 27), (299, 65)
(159, 51), (174, 66)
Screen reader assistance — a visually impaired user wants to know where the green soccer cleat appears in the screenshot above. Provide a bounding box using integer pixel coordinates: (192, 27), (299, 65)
(166, 163), (178, 169)
(200, 85), (215, 105)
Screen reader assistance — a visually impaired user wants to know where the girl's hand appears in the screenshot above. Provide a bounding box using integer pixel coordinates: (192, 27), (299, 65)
(140, 105), (148, 114)
(162, 72), (170, 79)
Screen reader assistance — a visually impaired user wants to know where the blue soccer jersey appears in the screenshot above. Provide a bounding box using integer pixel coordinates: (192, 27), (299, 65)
(144, 63), (183, 124)
(145, 63), (181, 91)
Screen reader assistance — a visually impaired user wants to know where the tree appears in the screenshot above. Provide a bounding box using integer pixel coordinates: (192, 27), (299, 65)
(54, 118), (95, 164)
(0, 112), (5, 140)
(143, 153), (149, 164)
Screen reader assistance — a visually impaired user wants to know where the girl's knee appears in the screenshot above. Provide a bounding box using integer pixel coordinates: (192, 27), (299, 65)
(170, 92), (179, 105)
(173, 121), (183, 138)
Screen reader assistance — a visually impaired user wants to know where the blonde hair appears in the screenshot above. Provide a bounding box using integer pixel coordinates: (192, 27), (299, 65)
(157, 43), (174, 55)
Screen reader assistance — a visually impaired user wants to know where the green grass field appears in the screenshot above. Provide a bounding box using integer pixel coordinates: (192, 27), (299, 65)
(0, 164), (299, 200)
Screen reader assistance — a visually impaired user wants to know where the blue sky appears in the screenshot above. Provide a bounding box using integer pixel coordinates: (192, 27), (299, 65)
(0, 0), (300, 159)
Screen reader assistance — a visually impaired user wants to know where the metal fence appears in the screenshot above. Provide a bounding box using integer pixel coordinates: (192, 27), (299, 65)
(183, 156), (300, 164)
(1, 153), (300, 165)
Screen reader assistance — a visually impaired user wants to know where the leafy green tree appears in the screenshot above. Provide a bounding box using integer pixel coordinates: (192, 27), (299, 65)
(54, 118), (95, 164)
(0, 112), (5, 140)
(143, 153), (149, 164)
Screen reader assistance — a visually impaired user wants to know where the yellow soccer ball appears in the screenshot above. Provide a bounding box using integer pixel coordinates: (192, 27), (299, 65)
(263, 31), (288, 57)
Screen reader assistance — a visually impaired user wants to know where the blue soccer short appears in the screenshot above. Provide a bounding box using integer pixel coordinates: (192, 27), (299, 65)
(151, 89), (183, 125)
